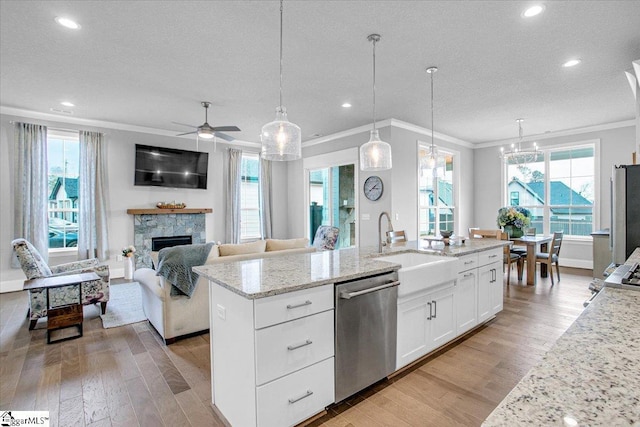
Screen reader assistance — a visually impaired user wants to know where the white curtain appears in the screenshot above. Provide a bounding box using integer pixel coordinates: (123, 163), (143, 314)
(13, 122), (49, 265)
(226, 148), (242, 243)
(78, 130), (110, 260)
(259, 157), (273, 239)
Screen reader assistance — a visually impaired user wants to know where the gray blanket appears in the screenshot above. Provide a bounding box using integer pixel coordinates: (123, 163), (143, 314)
(156, 243), (214, 297)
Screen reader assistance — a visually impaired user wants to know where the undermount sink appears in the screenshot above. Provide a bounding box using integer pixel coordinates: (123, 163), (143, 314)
(375, 252), (458, 297)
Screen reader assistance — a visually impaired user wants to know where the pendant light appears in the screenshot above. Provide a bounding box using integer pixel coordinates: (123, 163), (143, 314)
(360, 34), (392, 171)
(426, 66), (438, 169)
(500, 119), (539, 166)
(261, 0), (301, 161)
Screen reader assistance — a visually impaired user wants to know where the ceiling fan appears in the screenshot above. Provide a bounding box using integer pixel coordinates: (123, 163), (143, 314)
(173, 101), (241, 141)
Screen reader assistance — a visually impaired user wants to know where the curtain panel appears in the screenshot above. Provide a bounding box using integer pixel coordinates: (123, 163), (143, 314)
(13, 122), (49, 266)
(226, 148), (242, 244)
(259, 157), (273, 239)
(78, 131), (110, 260)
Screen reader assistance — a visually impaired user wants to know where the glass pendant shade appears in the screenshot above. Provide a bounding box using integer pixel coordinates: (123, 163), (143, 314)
(360, 129), (392, 171)
(261, 106), (301, 161)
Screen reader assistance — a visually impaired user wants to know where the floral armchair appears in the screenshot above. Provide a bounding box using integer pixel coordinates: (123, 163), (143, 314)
(312, 225), (340, 250)
(12, 238), (110, 330)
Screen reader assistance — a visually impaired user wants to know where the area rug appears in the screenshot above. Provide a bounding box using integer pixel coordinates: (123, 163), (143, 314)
(100, 282), (147, 328)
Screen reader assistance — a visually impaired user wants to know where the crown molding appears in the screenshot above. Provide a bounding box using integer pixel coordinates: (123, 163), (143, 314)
(475, 119), (636, 149)
(0, 106), (261, 148)
(302, 118), (473, 149)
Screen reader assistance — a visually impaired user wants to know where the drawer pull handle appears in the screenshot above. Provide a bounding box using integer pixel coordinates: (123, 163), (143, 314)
(464, 260), (474, 265)
(463, 272), (474, 278)
(289, 390), (314, 404)
(287, 339), (313, 351)
(488, 254), (498, 258)
(286, 300), (312, 309)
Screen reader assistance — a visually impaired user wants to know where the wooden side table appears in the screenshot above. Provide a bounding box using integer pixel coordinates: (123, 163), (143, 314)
(24, 272), (100, 344)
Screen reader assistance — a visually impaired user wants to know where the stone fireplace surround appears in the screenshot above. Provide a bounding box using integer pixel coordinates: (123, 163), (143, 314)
(126, 208), (212, 268)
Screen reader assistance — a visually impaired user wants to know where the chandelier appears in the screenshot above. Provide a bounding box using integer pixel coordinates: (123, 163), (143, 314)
(500, 119), (539, 166)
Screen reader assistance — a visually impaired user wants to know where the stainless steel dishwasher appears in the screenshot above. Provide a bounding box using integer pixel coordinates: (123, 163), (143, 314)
(334, 271), (399, 402)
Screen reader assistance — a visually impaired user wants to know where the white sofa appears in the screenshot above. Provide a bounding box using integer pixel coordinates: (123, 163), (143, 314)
(133, 238), (315, 344)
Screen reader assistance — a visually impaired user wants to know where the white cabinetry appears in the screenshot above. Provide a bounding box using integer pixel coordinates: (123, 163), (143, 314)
(477, 252), (502, 323)
(397, 282), (455, 370)
(455, 265), (478, 335)
(210, 284), (335, 427)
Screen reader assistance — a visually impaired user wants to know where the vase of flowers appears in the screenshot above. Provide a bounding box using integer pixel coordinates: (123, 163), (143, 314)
(497, 207), (531, 238)
(122, 245), (136, 280)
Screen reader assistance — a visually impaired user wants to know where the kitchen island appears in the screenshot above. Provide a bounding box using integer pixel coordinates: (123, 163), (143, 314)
(194, 240), (511, 427)
(483, 248), (640, 426)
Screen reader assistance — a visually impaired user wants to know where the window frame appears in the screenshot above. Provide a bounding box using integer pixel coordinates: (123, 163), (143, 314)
(417, 143), (460, 237)
(501, 139), (600, 240)
(47, 129), (80, 254)
(239, 152), (262, 242)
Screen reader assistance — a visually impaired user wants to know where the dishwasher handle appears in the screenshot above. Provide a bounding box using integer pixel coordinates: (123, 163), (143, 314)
(339, 280), (400, 299)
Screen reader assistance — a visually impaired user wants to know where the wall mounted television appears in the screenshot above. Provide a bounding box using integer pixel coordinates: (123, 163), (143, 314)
(134, 144), (209, 189)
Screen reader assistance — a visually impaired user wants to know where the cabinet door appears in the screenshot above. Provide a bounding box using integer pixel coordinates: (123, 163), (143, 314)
(396, 295), (430, 370)
(477, 264), (493, 323)
(427, 284), (455, 351)
(455, 270), (478, 335)
(490, 261), (504, 315)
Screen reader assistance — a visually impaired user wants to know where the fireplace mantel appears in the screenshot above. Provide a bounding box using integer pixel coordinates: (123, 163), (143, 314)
(127, 208), (212, 215)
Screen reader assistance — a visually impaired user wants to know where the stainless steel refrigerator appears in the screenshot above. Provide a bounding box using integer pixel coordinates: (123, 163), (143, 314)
(611, 164), (640, 264)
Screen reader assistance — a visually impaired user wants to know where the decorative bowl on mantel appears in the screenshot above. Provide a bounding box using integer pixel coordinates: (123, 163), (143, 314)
(156, 202), (186, 209)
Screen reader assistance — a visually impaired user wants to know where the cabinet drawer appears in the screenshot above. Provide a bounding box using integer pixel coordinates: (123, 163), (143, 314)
(457, 254), (478, 273)
(478, 249), (502, 267)
(256, 358), (334, 427)
(255, 310), (334, 385)
(254, 284), (333, 329)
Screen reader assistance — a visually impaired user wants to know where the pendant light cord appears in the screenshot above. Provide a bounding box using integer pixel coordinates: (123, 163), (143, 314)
(430, 70), (434, 153)
(372, 37), (377, 131)
(279, 0), (284, 108)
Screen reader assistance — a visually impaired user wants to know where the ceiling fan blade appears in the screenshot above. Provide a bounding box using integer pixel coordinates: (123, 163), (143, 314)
(176, 131), (197, 136)
(172, 121), (198, 128)
(211, 126), (241, 132)
(214, 132), (236, 142)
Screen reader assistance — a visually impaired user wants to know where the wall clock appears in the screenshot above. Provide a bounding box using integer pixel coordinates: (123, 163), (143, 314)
(363, 176), (384, 201)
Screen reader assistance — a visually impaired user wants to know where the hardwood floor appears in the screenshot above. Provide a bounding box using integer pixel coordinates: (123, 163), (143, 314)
(0, 269), (593, 427)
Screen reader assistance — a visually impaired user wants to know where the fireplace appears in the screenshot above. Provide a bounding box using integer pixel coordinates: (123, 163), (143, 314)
(127, 209), (211, 268)
(152, 235), (193, 251)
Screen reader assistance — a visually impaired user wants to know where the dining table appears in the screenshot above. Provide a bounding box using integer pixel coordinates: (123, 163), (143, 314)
(510, 235), (553, 286)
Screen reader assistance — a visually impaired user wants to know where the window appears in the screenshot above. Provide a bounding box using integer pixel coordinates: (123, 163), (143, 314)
(240, 153), (261, 240)
(505, 144), (595, 237)
(47, 130), (79, 249)
(418, 146), (457, 236)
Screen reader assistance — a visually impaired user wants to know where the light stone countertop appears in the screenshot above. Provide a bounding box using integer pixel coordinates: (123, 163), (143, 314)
(483, 252), (640, 426)
(194, 239), (509, 299)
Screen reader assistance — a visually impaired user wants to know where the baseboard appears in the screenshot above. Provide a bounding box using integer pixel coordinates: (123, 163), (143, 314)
(561, 258), (592, 270)
(1, 279), (24, 293)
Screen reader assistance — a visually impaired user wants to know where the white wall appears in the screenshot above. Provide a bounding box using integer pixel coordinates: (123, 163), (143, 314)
(288, 124), (474, 248)
(473, 125), (636, 269)
(0, 113), (290, 292)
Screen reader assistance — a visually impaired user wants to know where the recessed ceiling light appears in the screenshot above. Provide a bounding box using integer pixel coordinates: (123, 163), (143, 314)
(522, 5), (545, 18)
(60, 101), (75, 107)
(341, 103), (352, 108)
(562, 59), (582, 68)
(55, 17), (81, 30)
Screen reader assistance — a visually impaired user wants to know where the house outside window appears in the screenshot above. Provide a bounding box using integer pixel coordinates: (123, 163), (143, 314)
(47, 130), (79, 249)
(505, 144), (595, 237)
(418, 146), (457, 236)
(240, 153), (261, 240)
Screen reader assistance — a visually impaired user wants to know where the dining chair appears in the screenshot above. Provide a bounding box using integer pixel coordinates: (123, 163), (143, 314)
(469, 228), (501, 239)
(535, 231), (563, 285)
(500, 232), (523, 284)
(511, 227), (536, 256)
(386, 230), (407, 243)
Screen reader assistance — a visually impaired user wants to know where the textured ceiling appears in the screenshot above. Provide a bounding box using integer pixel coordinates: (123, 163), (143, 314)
(1, 1), (639, 145)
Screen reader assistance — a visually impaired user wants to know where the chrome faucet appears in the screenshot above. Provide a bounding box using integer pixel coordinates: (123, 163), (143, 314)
(378, 211), (394, 253)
